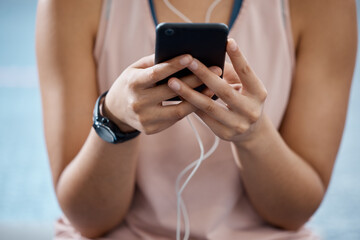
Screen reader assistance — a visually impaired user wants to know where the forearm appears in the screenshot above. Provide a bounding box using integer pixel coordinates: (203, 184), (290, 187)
(56, 128), (139, 238)
(232, 114), (325, 230)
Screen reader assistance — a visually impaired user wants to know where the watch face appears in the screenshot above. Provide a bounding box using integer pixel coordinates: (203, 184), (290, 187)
(94, 124), (116, 143)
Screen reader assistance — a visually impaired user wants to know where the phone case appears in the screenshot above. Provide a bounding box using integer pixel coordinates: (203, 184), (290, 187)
(155, 23), (229, 101)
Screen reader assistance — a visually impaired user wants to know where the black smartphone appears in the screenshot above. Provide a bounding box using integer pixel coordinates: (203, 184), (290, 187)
(155, 23), (229, 101)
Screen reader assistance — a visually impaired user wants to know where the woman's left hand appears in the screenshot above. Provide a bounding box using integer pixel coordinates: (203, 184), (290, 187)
(168, 38), (268, 145)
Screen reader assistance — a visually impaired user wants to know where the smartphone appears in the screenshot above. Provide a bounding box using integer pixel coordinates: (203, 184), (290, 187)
(155, 23), (229, 101)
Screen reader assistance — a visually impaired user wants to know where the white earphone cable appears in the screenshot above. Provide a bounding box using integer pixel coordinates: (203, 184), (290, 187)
(162, 1), (222, 239)
(176, 116), (204, 240)
(163, 0), (221, 24)
(176, 116), (220, 240)
(205, 0), (222, 23)
(163, 0), (192, 23)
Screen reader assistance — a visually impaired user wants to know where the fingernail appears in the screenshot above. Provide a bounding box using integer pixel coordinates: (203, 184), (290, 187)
(180, 55), (191, 65)
(228, 39), (237, 52)
(189, 60), (198, 70)
(169, 79), (181, 91)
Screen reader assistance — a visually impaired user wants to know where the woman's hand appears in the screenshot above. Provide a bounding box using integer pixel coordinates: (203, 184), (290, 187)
(104, 54), (221, 134)
(168, 39), (268, 145)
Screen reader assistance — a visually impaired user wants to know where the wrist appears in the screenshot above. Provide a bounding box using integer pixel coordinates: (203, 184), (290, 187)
(232, 114), (271, 151)
(93, 91), (140, 144)
(102, 94), (136, 133)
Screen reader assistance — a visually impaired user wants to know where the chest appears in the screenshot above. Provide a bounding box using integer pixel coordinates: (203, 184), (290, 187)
(152, 0), (235, 23)
(97, 0), (295, 129)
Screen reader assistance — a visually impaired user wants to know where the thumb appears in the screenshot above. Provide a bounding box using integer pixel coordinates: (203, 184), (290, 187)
(131, 54), (155, 69)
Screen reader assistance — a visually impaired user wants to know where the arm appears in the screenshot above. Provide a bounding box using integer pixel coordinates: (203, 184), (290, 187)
(168, 0), (357, 230)
(36, 0), (139, 237)
(36, 1), (214, 237)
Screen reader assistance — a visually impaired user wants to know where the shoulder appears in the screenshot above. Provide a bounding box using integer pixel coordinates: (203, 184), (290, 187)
(289, 0), (357, 51)
(36, 0), (102, 40)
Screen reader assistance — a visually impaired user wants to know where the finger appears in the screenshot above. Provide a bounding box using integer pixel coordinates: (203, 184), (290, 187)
(168, 77), (249, 129)
(147, 66), (222, 103)
(147, 74), (202, 103)
(195, 110), (234, 140)
(158, 100), (197, 122)
(187, 58), (249, 111)
(154, 84), (217, 123)
(201, 87), (215, 98)
(137, 54), (193, 88)
(131, 54), (155, 68)
(208, 66), (222, 76)
(223, 62), (241, 84)
(143, 101), (198, 134)
(227, 39), (266, 97)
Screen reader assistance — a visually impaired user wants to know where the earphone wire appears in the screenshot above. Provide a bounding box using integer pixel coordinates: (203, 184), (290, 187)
(176, 116), (204, 240)
(205, 0), (222, 23)
(176, 116), (220, 240)
(163, 0), (192, 23)
(163, 0), (221, 24)
(162, 1), (222, 239)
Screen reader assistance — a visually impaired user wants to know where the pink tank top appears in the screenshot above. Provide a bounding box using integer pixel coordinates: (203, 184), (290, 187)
(55, 0), (319, 239)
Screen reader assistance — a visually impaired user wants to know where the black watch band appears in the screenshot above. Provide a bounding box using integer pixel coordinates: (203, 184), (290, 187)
(92, 91), (140, 144)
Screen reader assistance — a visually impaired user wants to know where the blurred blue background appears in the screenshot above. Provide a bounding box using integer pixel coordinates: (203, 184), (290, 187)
(0, 0), (359, 239)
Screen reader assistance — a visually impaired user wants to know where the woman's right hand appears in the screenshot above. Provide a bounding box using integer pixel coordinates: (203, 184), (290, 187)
(104, 54), (221, 134)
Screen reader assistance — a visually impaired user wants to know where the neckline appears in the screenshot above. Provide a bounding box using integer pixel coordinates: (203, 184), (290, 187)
(148, 0), (243, 30)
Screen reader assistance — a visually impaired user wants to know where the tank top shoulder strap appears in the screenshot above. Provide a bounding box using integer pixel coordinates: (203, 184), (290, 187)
(94, 0), (112, 65)
(281, 0), (296, 67)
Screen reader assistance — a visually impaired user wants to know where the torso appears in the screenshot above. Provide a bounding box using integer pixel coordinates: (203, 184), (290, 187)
(48, 0), (357, 239)
(58, 0), (314, 239)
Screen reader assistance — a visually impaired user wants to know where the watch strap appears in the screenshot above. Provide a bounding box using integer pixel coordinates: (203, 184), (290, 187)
(93, 91), (140, 143)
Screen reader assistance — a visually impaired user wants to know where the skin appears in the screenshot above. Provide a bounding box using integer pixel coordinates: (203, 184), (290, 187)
(36, 0), (357, 238)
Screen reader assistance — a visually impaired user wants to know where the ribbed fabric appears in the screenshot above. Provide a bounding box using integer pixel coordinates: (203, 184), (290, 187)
(55, 0), (319, 239)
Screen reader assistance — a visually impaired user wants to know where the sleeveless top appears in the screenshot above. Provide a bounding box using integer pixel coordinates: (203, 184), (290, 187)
(55, 0), (320, 239)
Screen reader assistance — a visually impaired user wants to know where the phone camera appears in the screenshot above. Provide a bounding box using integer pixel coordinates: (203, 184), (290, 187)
(164, 28), (175, 36)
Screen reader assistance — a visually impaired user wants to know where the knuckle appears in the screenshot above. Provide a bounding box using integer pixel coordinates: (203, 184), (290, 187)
(126, 71), (142, 89)
(220, 88), (234, 101)
(258, 88), (268, 101)
(240, 64), (252, 76)
(248, 109), (261, 123)
(128, 79), (139, 90)
(174, 59), (186, 70)
(174, 107), (186, 120)
(234, 123), (247, 134)
(148, 67), (160, 81)
(222, 130), (235, 141)
(204, 101), (216, 113)
(130, 100), (143, 113)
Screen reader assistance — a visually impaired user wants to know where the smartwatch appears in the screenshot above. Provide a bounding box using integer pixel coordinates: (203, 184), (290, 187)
(92, 91), (140, 144)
